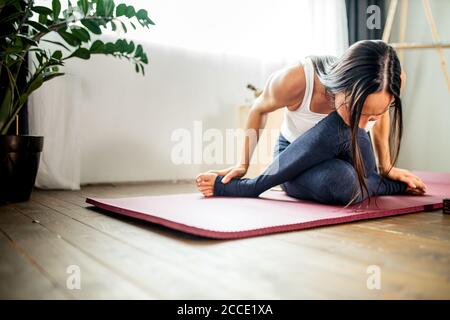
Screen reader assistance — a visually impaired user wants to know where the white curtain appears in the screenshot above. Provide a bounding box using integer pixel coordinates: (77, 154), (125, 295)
(29, 0), (348, 189)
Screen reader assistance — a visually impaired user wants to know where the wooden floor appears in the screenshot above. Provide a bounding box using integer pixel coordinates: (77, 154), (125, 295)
(0, 181), (449, 299)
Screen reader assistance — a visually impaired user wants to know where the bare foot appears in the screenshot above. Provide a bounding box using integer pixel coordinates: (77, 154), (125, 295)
(195, 172), (218, 197)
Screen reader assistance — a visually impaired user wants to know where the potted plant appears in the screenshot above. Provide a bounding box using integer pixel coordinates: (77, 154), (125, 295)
(0, 0), (153, 203)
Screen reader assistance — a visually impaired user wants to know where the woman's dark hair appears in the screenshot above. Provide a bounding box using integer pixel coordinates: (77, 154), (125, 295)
(308, 40), (403, 205)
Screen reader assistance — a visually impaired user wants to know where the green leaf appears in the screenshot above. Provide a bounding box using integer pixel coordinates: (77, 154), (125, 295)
(17, 35), (38, 47)
(116, 3), (126, 16)
(36, 52), (43, 64)
(57, 30), (80, 46)
(104, 0), (115, 16)
(43, 72), (65, 81)
(125, 5), (135, 18)
(114, 39), (126, 52)
(81, 18), (101, 34)
(27, 74), (44, 94)
(52, 0), (61, 20)
(70, 26), (90, 42)
(38, 13), (48, 24)
(120, 21), (127, 33)
(27, 20), (50, 33)
(31, 6), (53, 15)
(18, 93), (28, 106)
(104, 42), (115, 54)
(136, 9), (148, 20)
(68, 47), (90, 59)
(134, 9), (154, 26)
(126, 41), (135, 54)
(141, 53), (148, 64)
(135, 44), (143, 57)
(77, 0), (88, 15)
(52, 50), (63, 59)
(90, 39), (104, 53)
(95, 0), (104, 16)
(110, 21), (116, 31)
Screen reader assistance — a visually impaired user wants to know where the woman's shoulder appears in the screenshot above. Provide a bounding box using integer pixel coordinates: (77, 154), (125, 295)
(266, 62), (307, 110)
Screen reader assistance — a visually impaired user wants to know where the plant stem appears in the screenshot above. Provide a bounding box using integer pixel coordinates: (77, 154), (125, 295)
(1, 101), (24, 135)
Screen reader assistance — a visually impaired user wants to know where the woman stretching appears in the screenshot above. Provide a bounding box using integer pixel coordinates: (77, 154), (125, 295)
(196, 40), (426, 205)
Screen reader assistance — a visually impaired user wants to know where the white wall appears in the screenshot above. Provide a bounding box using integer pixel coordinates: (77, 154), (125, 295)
(30, 36), (290, 185)
(77, 42), (285, 184)
(391, 0), (450, 172)
(29, 0), (349, 188)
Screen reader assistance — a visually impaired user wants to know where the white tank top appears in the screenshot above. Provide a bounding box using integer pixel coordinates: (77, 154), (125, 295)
(280, 57), (376, 143)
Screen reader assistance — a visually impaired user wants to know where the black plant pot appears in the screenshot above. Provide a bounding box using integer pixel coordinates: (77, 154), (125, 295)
(0, 135), (44, 203)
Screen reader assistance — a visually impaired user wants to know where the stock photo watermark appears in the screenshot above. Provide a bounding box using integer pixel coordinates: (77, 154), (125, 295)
(170, 121), (280, 171)
(367, 5), (381, 30)
(366, 265), (382, 290)
(66, 265), (81, 290)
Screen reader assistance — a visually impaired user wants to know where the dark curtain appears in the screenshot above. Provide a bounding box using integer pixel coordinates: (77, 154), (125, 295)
(345, 0), (386, 45)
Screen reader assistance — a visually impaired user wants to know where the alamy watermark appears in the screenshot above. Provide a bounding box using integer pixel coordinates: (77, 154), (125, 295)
(66, 265), (81, 290)
(170, 121), (280, 172)
(367, 5), (381, 30)
(366, 265), (382, 290)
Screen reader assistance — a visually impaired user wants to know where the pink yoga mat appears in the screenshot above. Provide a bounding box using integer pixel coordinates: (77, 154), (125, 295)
(86, 171), (449, 239)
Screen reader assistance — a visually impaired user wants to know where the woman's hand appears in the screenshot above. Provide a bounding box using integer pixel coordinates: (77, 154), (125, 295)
(207, 164), (248, 184)
(381, 167), (427, 195)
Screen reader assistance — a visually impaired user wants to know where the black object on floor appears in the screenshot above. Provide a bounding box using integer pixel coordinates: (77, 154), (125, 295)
(0, 135), (43, 203)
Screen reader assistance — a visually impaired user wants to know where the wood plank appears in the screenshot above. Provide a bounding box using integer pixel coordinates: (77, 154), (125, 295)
(32, 190), (448, 298)
(355, 212), (450, 241)
(12, 197), (252, 299)
(31, 190), (377, 299)
(0, 205), (151, 299)
(274, 223), (450, 298)
(0, 213), (67, 299)
(21, 182), (450, 299)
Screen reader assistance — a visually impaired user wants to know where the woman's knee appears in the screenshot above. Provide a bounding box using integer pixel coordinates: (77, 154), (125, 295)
(286, 159), (366, 205)
(320, 160), (360, 204)
(283, 181), (312, 200)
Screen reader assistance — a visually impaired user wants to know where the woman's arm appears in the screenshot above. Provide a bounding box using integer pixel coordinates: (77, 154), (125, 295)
(372, 114), (425, 192)
(240, 69), (306, 167)
(371, 111), (391, 173)
(212, 64), (307, 183)
(371, 71), (427, 192)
